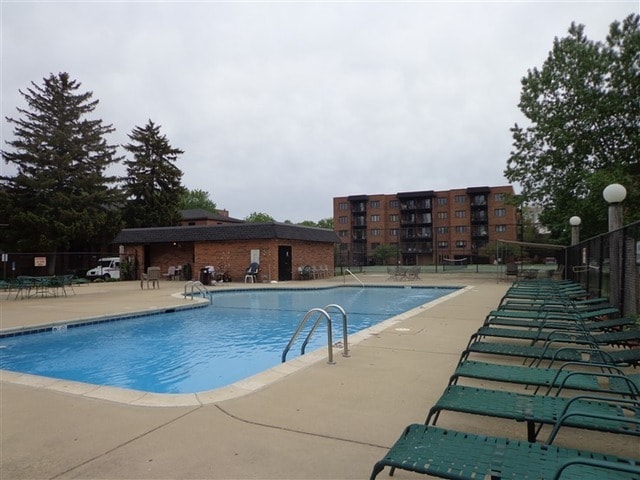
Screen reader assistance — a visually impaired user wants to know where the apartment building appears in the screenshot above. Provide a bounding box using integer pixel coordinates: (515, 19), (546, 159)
(333, 186), (518, 266)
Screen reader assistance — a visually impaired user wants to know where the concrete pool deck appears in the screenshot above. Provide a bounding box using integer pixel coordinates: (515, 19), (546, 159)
(1, 273), (637, 479)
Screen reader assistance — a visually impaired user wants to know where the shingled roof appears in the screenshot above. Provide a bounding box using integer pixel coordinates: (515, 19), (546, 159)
(113, 222), (340, 245)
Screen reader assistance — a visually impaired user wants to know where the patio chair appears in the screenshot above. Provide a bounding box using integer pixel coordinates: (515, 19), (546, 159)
(369, 424), (640, 480)
(162, 266), (177, 280)
(244, 262), (259, 283)
(141, 266), (161, 289)
(450, 360), (640, 398)
(425, 384), (640, 442)
(407, 265), (422, 280)
(462, 340), (640, 367)
(469, 325), (640, 348)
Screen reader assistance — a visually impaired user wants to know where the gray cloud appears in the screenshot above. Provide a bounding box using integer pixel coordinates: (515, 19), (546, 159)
(2, 1), (635, 222)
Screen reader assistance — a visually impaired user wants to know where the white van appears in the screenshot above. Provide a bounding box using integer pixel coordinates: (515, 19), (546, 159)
(86, 257), (121, 280)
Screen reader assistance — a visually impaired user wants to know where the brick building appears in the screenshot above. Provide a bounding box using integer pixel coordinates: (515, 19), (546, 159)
(114, 223), (339, 283)
(333, 186), (518, 266)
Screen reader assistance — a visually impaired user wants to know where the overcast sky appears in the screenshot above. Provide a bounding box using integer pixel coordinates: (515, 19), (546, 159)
(1, 1), (636, 223)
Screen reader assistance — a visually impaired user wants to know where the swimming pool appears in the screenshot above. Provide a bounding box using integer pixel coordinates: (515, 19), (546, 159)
(0, 286), (458, 394)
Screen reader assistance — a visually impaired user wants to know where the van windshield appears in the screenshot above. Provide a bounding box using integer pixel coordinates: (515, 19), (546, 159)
(99, 260), (113, 267)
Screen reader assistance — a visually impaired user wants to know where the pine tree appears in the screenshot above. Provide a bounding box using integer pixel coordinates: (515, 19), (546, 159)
(1, 72), (123, 254)
(122, 120), (186, 227)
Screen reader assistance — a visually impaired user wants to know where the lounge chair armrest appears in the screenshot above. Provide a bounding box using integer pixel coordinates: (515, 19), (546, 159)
(552, 458), (640, 480)
(553, 371), (640, 397)
(547, 408), (640, 444)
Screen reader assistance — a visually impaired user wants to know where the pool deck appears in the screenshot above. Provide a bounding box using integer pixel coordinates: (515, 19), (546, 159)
(1, 273), (637, 479)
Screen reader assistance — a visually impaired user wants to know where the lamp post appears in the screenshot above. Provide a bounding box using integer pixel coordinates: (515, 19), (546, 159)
(569, 216), (581, 246)
(602, 183), (627, 312)
(603, 183), (627, 231)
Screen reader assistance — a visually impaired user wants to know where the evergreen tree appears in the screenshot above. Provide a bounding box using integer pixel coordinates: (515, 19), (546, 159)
(122, 120), (186, 227)
(504, 14), (639, 241)
(1, 72), (123, 255)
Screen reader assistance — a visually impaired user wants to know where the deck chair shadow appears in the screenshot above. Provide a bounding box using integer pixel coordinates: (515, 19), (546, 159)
(244, 262), (259, 283)
(141, 266), (161, 289)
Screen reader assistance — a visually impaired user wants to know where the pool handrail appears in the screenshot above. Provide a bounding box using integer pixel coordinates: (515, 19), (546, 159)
(183, 281), (212, 303)
(282, 308), (335, 364)
(300, 304), (349, 358)
(344, 269), (365, 287)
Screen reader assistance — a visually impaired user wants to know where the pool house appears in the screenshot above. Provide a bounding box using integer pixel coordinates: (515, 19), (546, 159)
(114, 222), (340, 283)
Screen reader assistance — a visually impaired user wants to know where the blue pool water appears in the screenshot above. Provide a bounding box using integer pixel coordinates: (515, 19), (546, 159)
(0, 286), (456, 394)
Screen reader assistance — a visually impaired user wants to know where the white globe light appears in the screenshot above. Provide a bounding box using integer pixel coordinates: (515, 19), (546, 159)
(569, 216), (581, 226)
(603, 183), (627, 204)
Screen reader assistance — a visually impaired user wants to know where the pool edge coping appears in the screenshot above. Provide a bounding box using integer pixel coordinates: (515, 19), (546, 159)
(0, 285), (471, 407)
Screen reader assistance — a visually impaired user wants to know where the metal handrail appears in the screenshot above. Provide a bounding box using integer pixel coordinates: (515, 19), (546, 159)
(344, 268), (365, 287)
(183, 281), (212, 303)
(300, 304), (349, 358)
(282, 308), (334, 364)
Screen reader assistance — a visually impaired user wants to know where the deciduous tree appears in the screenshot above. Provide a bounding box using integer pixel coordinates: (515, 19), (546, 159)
(505, 14), (639, 241)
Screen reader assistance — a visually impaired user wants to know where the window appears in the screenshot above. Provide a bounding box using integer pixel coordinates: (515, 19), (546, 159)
(389, 200), (399, 208)
(389, 214), (399, 222)
(494, 193), (505, 201)
(455, 210), (466, 218)
(390, 229), (399, 236)
(370, 200), (380, 208)
(455, 240), (467, 248)
(371, 229), (380, 236)
(370, 214), (380, 222)
(437, 212), (448, 219)
(437, 197), (448, 205)
(437, 241), (448, 248)
(437, 226), (448, 234)
(339, 216), (348, 224)
(495, 225), (507, 232)
(455, 225), (467, 233)
(455, 195), (466, 204)
(338, 230), (348, 237)
(339, 202), (348, 210)
(494, 208), (506, 217)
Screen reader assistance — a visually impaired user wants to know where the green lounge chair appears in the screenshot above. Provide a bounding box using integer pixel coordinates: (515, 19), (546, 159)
(426, 385), (640, 442)
(484, 314), (635, 332)
(369, 424), (640, 480)
(450, 360), (640, 397)
(470, 325), (640, 347)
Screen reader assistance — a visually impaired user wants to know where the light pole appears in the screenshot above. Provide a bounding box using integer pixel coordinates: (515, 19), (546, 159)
(603, 183), (627, 231)
(602, 183), (627, 312)
(569, 216), (581, 246)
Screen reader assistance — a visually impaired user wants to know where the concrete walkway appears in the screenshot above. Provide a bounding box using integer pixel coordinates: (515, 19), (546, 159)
(0, 274), (636, 479)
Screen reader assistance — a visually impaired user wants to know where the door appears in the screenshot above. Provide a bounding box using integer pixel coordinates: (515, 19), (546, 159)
(278, 246), (292, 281)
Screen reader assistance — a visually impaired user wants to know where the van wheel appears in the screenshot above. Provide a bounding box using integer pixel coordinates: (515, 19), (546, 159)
(103, 273), (111, 280)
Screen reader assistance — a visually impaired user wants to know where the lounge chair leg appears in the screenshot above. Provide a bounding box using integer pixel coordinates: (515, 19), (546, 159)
(369, 462), (387, 480)
(526, 420), (536, 442)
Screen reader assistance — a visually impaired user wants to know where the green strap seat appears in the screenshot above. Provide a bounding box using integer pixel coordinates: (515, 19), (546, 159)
(370, 424), (640, 480)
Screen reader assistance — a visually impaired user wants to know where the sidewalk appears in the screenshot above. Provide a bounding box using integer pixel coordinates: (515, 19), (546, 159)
(0, 274), (635, 479)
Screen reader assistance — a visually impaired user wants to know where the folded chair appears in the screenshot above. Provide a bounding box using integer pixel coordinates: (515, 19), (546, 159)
(426, 384), (640, 442)
(369, 424), (640, 480)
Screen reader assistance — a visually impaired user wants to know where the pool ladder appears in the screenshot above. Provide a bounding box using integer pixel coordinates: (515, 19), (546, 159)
(183, 281), (212, 303)
(281, 304), (349, 364)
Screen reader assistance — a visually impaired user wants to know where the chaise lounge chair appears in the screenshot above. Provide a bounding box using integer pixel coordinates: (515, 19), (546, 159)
(369, 424), (640, 480)
(450, 360), (640, 397)
(425, 384), (640, 442)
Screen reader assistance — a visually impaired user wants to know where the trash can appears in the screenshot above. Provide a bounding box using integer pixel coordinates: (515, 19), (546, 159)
(199, 267), (211, 285)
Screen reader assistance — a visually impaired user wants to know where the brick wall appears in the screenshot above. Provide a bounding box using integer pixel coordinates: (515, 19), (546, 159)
(123, 239), (334, 283)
